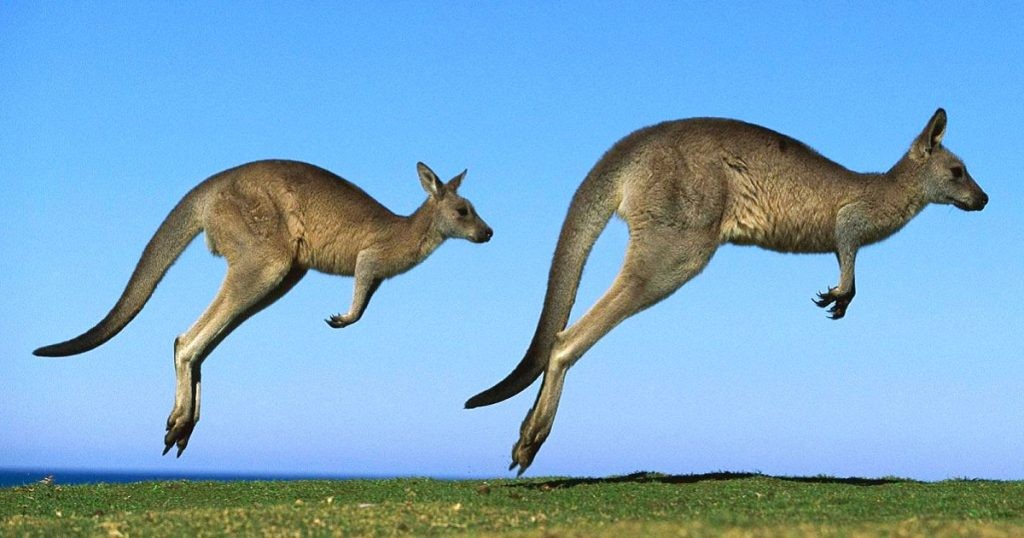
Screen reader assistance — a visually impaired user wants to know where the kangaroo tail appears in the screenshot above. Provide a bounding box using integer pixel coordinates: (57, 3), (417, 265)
(33, 185), (206, 357)
(466, 167), (620, 408)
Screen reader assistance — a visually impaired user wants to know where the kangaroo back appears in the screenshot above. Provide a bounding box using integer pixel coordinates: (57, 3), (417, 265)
(465, 165), (620, 408)
(33, 184), (207, 357)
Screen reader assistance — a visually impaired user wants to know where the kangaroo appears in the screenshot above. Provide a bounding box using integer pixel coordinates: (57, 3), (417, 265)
(466, 108), (987, 474)
(34, 160), (493, 456)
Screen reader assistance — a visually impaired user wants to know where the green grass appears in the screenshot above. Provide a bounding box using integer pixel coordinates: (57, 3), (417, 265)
(4, 472), (1024, 536)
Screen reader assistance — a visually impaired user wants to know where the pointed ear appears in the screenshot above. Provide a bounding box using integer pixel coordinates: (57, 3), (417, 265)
(912, 108), (947, 159)
(447, 169), (467, 192)
(926, 108), (947, 148)
(417, 162), (446, 198)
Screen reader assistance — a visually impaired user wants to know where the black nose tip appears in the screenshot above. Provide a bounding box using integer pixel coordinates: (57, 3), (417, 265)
(482, 228), (494, 242)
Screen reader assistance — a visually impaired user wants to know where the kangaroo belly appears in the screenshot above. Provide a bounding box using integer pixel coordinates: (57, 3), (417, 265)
(720, 183), (838, 253)
(722, 213), (836, 253)
(297, 229), (364, 275)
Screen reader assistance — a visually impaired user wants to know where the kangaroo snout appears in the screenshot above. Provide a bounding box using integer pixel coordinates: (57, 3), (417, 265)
(971, 190), (989, 211)
(473, 226), (494, 243)
(956, 188), (988, 211)
(955, 171), (988, 211)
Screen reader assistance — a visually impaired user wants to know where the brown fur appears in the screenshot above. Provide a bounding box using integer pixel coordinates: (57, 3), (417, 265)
(466, 109), (987, 474)
(35, 160), (492, 456)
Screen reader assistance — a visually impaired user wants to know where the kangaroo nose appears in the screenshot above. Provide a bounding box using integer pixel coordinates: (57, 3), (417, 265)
(968, 190), (989, 211)
(483, 227), (494, 241)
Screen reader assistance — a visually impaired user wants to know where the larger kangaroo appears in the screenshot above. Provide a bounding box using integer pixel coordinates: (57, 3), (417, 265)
(466, 108), (987, 474)
(35, 160), (493, 456)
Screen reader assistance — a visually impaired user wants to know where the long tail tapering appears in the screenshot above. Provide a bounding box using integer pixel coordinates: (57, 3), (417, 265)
(33, 186), (206, 357)
(465, 168), (620, 408)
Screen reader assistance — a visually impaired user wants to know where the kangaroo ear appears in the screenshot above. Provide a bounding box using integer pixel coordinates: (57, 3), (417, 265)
(417, 162), (446, 198)
(912, 108), (947, 159)
(447, 169), (467, 192)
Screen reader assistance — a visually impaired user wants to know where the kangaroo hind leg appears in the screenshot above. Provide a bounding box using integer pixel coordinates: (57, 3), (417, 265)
(511, 227), (718, 474)
(163, 254), (302, 457)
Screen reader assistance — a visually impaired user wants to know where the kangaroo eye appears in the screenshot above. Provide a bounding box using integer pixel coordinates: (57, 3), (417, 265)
(457, 207), (469, 217)
(951, 166), (964, 180)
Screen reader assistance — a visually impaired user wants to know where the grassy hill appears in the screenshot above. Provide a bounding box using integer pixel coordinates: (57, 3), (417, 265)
(4, 472), (1024, 536)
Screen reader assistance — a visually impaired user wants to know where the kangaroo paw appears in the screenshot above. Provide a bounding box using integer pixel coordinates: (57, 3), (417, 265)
(814, 288), (852, 319)
(325, 314), (353, 329)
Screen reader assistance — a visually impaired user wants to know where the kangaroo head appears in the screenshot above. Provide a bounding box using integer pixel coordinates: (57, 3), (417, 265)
(417, 162), (493, 243)
(909, 108), (988, 211)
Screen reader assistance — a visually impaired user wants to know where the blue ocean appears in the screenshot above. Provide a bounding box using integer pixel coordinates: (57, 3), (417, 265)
(0, 468), (355, 488)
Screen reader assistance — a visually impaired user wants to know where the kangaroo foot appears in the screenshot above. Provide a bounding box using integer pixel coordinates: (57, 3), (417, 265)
(509, 420), (552, 476)
(163, 408), (197, 457)
(510, 438), (539, 477)
(813, 287), (853, 320)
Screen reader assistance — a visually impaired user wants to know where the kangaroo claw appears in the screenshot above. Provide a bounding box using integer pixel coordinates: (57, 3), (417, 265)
(815, 288), (852, 319)
(827, 304), (847, 320)
(325, 314), (351, 329)
(814, 286), (854, 319)
(814, 289), (837, 308)
(509, 454), (532, 476)
(509, 459), (529, 477)
(510, 436), (542, 476)
(164, 412), (196, 457)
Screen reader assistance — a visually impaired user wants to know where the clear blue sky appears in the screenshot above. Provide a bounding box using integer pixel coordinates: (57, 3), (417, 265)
(3, 2), (1022, 481)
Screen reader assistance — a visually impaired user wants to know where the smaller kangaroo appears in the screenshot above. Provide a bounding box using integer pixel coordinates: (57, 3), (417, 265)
(35, 160), (492, 456)
(466, 108), (987, 474)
